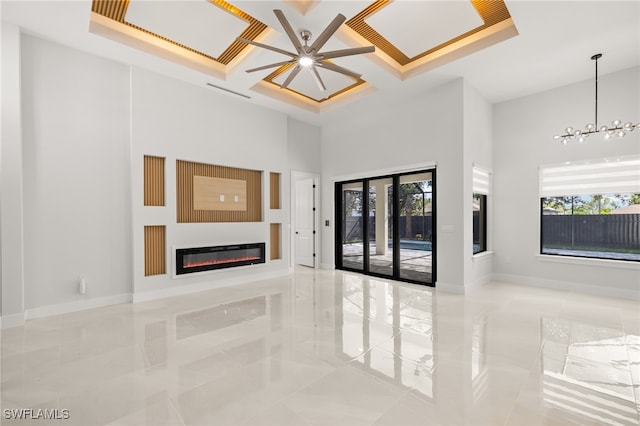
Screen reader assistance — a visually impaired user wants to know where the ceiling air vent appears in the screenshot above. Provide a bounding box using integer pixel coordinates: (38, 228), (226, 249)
(206, 83), (251, 99)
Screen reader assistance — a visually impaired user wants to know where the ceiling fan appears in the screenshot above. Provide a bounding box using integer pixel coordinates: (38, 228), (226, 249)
(237, 9), (375, 91)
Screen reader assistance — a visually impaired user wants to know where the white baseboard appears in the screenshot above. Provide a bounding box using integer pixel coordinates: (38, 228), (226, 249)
(24, 293), (133, 321)
(320, 263), (335, 270)
(492, 273), (640, 301)
(133, 269), (291, 303)
(466, 273), (492, 292)
(3, 270), (294, 325)
(1, 312), (25, 329)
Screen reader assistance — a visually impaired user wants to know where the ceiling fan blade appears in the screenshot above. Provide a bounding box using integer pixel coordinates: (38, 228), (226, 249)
(309, 14), (346, 54)
(245, 60), (295, 73)
(320, 46), (375, 60)
(316, 61), (361, 79)
(273, 9), (304, 54)
(281, 64), (302, 89)
(237, 37), (296, 58)
(308, 66), (327, 92)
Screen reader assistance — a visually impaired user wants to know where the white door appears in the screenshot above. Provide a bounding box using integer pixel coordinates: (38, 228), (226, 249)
(295, 178), (315, 267)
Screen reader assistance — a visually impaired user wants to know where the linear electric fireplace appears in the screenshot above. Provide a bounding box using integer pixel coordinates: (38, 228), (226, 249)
(175, 243), (265, 275)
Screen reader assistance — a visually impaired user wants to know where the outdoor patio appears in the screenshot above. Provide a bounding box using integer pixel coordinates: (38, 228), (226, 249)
(342, 242), (433, 283)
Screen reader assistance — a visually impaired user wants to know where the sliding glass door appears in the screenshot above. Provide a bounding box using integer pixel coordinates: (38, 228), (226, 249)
(368, 178), (394, 277)
(335, 169), (436, 286)
(398, 172), (433, 283)
(339, 181), (364, 271)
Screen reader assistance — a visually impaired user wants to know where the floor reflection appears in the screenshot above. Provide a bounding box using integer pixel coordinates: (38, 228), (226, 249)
(175, 295), (267, 340)
(336, 276), (436, 400)
(471, 314), (488, 403)
(541, 317), (639, 425)
(143, 321), (167, 371)
(1, 269), (639, 425)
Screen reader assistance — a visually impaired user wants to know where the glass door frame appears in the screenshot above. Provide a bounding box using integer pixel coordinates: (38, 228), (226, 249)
(335, 168), (437, 287)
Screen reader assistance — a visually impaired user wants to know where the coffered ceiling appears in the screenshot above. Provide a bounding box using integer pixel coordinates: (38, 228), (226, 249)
(2, 1), (639, 126)
(88, 0), (517, 113)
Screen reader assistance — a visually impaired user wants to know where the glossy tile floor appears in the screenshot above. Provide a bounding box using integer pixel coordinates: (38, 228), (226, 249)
(2, 268), (639, 425)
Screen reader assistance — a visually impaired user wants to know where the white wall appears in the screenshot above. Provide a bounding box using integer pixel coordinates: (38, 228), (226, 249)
(463, 80), (494, 290)
(493, 66), (640, 299)
(20, 35), (132, 314)
(1, 22), (25, 325)
(131, 68), (291, 300)
(2, 30), (315, 321)
(287, 117), (321, 174)
(321, 79), (467, 289)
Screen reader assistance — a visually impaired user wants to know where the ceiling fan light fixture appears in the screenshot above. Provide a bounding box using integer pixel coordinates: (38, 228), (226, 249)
(239, 9), (374, 92)
(299, 55), (313, 67)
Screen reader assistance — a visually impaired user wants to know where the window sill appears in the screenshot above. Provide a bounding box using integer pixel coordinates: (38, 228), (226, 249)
(473, 251), (494, 262)
(536, 254), (640, 270)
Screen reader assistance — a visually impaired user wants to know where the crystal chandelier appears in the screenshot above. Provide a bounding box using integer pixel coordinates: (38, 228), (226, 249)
(553, 53), (638, 144)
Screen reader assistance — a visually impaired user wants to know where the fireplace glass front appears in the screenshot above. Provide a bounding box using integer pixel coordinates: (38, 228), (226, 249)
(176, 243), (265, 275)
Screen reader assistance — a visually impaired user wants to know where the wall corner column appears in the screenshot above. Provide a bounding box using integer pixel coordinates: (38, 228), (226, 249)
(1, 22), (26, 327)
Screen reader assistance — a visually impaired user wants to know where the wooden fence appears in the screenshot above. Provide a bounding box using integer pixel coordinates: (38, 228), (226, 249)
(542, 214), (640, 250)
(343, 214), (640, 250)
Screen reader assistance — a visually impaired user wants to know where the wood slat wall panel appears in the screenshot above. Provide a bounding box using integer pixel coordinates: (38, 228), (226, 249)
(270, 172), (281, 209)
(144, 156), (165, 206)
(270, 223), (281, 260)
(144, 225), (166, 276)
(193, 176), (247, 211)
(176, 160), (262, 223)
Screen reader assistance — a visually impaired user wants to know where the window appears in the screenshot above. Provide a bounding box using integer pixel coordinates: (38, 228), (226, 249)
(539, 156), (640, 262)
(473, 167), (490, 254)
(473, 193), (487, 254)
